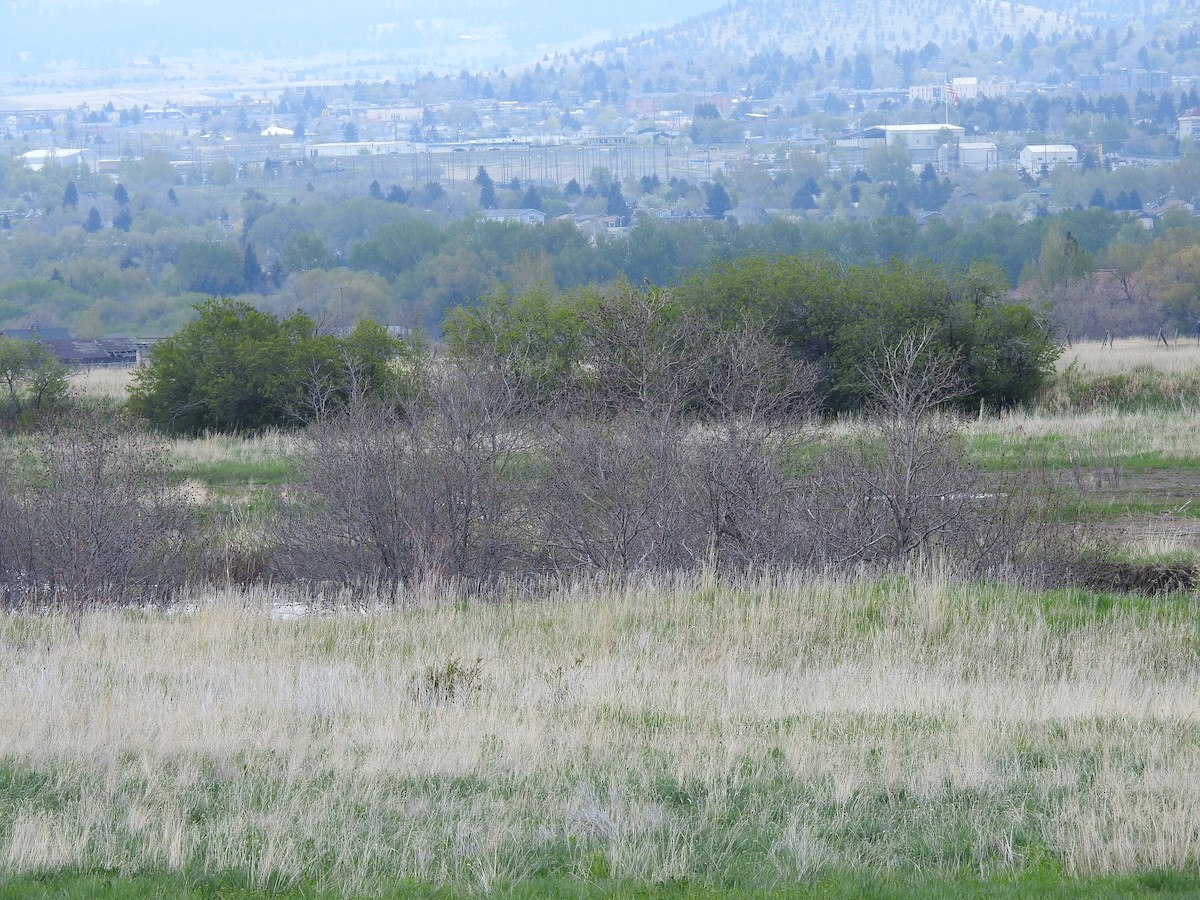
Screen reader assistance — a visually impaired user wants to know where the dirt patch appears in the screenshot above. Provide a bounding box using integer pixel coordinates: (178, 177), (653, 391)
(1075, 559), (1199, 596)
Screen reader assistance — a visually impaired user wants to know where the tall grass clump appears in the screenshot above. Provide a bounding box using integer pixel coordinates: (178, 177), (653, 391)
(1040, 362), (1200, 413)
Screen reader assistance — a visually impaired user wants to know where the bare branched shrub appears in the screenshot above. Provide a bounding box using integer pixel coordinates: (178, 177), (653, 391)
(802, 332), (970, 565)
(277, 353), (536, 586)
(536, 411), (697, 573)
(1, 411), (193, 607)
(575, 285), (708, 416)
(537, 322), (822, 574)
(803, 331), (1049, 572)
(410, 657), (484, 706)
(688, 326), (821, 569)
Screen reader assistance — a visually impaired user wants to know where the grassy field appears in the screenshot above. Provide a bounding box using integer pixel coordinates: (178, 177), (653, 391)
(5, 340), (1192, 896)
(1, 573), (1198, 897)
(1057, 338), (1200, 375)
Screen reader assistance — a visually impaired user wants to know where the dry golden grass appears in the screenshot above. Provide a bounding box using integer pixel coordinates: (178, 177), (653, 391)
(1058, 338), (1200, 375)
(967, 405), (1200, 460)
(68, 366), (136, 400)
(166, 429), (301, 469)
(0, 573), (1196, 892)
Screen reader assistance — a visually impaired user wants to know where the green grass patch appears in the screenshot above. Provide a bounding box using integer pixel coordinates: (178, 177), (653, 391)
(1041, 364), (1200, 413)
(3, 867), (1199, 898)
(178, 458), (297, 488)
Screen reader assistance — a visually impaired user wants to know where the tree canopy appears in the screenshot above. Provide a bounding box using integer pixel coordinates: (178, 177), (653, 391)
(446, 254), (1059, 413)
(127, 299), (409, 434)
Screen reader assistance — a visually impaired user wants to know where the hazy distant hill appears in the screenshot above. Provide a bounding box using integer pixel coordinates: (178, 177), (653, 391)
(8, 0), (1200, 86)
(1, 0), (721, 73)
(586, 0), (1200, 90)
(633, 0), (1072, 58)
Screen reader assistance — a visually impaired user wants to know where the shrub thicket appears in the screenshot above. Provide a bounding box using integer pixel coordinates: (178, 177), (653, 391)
(446, 256), (1059, 413)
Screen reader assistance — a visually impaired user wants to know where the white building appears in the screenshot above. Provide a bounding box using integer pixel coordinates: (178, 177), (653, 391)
(959, 141), (999, 172)
(20, 148), (89, 171)
(879, 123), (964, 153)
(1179, 107), (1200, 143)
(1019, 144), (1078, 171)
(909, 77), (1012, 104)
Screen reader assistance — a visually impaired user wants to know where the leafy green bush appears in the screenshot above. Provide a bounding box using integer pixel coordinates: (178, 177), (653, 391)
(0, 337), (69, 428)
(686, 254), (1059, 411)
(127, 299), (414, 434)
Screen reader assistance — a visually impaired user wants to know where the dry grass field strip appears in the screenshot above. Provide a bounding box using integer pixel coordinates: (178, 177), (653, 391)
(1058, 338), (1200, 375)
(1, 574), (1197, 894)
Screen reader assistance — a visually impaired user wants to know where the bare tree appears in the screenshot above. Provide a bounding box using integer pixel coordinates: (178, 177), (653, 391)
(536, 321), (822, 574)
(687, 325), (821, 568)
(576, 285), (707, 416)
(536, 411), (696, 573)
(278, 353), (535, 587)
(804, 331), (978, 566)
(2, 411), (193, 608)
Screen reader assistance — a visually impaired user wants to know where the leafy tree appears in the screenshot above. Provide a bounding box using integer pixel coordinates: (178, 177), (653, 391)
(519, 185), (543, 210)
(243, 244), (263, 292)
(62, 181), (79, 210)
(605, 183), (630, 219)
(0, 338), (69, 427)
(174, 241), (245, 295)
(281, 232), (333, 274)
(705, 182), (733, 219)
(128, 299), (335, 433)
(852, 51), (874, 89)
(348, 219), (444, 278)
(689, 116), (743, 144)
(681, 253), (1057, 411)
(415, 182), (443, 205)
(113, 207), (133, 232)
(128, 300), (417, 434)
(341, 120), (359, 142)
(790, 188), (817, 210)
(475, 166), (498, 209)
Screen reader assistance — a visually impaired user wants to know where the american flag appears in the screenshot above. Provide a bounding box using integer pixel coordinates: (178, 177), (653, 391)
(945, 82), (959, 106)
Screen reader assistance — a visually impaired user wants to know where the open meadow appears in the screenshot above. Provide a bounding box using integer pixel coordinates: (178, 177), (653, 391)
(2, 574), (1198, 898)
(0, 340), (1196, 897)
